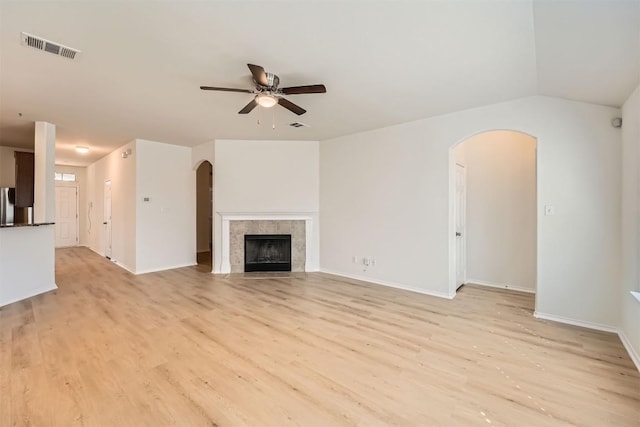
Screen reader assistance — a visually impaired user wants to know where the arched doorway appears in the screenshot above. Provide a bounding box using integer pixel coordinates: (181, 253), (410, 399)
(450, 130), (537, 299)
(196, 161), (213, 268)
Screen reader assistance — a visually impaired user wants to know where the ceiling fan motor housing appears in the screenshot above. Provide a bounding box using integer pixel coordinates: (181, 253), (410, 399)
(264, 73), (279, 89)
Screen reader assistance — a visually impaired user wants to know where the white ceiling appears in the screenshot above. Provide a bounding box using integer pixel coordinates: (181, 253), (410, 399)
(0, 0), (638, 166)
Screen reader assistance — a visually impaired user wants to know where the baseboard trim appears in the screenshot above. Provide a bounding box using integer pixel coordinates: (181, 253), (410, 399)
(135, 262), (197, 275)
(533, 311), (618, 333)
(0, 284), (58, 308)
(84, 246), (197, 275)
(86, 245), (105, 258)
(466, 278), (536, 294)
(84, 245), (135, 274)
(319, 269), (455, 300)
(112, 260), (136, 274)
(618, 330), (640, 372)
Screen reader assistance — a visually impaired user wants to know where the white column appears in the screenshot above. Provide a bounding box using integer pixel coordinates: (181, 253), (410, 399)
(220, 217), (231, 274)
(34, 121), (56, 223)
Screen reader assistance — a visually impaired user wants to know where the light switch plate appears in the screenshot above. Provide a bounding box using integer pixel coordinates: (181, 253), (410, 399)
(544, 205), (555, 215)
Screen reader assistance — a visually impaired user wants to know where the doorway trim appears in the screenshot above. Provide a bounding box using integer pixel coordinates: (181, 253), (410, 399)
(104, 179), (112, 259)
(448, 129), (539, 307)
(195, 160), (213, 272)
(454, 162), (466, 289)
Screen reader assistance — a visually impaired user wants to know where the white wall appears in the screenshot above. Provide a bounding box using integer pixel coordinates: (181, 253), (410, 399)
(0, 225), (56, 307)
(320, 96), (621, 328)
(215, 140), (320, 212)
(55, 165), (88, 246)
(135, 139), (196, 273)
(213, 139), (320, 273)
(85, 139), (197, 274)
(620, 84), (640, 368)
(0, 146), (34, 188)
(455, 131), (536, 292)
(86, 140), (137, 271)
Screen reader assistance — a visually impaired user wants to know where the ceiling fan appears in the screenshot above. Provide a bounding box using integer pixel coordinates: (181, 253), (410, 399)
(200, 64), (326, 116)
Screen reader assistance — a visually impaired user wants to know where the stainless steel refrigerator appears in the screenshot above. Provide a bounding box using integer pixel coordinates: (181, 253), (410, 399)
(0, 188), (33, 225)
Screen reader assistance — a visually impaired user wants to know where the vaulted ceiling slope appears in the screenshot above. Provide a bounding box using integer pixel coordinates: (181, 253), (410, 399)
(0, 0), (638, 165)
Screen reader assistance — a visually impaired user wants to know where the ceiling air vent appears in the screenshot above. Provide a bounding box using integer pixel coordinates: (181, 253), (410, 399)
(21, 32), (81, 60)
(289, 122), (310, 128)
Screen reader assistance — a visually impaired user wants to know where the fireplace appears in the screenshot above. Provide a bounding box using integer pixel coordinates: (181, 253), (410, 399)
(244, 234), (292, 272)
(220, 214), (315, 274)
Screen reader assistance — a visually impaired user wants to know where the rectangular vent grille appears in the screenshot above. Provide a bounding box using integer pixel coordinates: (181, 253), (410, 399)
(25, 35), (44, 50)
(44, 42), (60, 55)
(289, 122), (310, 128)
(21, 32), (81, 60)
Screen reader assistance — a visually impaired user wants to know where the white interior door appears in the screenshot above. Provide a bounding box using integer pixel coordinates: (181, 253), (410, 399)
(104, 180), (112, 259)
(55, 186), (78, 248)
(455, 163), (466, 288)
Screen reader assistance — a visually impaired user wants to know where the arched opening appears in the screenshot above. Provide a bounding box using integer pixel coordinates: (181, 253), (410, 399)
(450, 130), (537, 303)
(196, 160), (213, 269)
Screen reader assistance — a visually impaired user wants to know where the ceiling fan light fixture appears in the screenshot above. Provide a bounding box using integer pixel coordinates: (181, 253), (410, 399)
(255, 93), (278, 108)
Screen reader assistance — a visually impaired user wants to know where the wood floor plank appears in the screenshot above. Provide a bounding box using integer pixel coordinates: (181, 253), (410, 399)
(0, 247), (638, 426)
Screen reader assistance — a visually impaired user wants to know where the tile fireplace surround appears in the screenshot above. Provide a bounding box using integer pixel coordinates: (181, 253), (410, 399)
(218, 212), (318, 274)
(230, 220), (305, 273)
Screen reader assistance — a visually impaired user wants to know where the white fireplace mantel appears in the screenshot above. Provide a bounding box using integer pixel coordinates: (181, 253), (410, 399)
(217, 211), (319, 274)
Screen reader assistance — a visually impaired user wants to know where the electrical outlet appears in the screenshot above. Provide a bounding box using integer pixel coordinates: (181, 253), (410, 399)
(363, 257), (370, 266)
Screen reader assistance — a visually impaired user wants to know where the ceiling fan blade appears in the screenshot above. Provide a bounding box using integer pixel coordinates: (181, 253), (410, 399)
(238, 98), (258, 114)
(278, 98), (307, 115)
(281, 84), (327, 95)
(200, 86), (253, 93)
(247, 64), (269, 87)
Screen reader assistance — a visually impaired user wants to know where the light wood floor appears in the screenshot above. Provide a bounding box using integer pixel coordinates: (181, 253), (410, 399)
(1, 247), (638, 426)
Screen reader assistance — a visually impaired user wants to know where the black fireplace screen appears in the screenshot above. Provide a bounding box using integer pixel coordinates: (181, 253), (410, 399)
(244, 234), (292, 272)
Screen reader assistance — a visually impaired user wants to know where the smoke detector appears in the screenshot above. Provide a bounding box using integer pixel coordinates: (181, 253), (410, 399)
(21, 32), (81, 60)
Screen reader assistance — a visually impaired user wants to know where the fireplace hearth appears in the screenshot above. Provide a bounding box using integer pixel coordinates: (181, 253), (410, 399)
(244, 234), (292, 272)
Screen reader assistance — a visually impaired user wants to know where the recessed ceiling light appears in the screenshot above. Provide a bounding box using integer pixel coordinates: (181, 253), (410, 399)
(75, 146), (89, 154)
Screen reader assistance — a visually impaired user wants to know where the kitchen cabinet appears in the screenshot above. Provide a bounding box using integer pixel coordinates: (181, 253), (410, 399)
(14, 151), (34, 207)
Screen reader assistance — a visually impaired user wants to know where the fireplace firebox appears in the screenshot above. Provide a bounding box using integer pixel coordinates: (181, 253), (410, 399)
(244, 234), (292, 272)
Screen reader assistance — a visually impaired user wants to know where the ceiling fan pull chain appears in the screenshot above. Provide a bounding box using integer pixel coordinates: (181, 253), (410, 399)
(272, 108), (276, 130)
(257, 105), (261, 125)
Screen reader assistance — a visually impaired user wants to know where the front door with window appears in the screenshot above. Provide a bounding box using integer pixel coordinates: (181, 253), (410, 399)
(55, 186), (78, 247)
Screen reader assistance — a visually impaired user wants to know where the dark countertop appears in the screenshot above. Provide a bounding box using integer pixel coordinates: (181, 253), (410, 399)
(0, 222), (55, 229)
